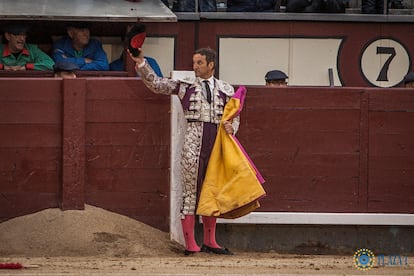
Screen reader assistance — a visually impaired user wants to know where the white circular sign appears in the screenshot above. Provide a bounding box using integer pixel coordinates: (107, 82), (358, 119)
(360, 38), (410, 87)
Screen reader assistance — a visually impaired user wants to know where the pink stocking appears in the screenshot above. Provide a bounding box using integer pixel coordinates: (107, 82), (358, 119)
(202, 216), (220, 248)
(181, 215), (200, 252)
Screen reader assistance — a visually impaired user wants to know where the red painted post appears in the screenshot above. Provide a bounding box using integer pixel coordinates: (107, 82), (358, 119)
(61, 79), (86, 210)
(125, 50), (136, 77)
(358, 90), (369, 211)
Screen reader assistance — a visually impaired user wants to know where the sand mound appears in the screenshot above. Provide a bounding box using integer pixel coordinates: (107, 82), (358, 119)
(0, 205), (182, 257)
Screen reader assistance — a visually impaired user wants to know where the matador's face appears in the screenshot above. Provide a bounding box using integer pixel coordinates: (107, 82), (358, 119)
(192, 53), (214, 79)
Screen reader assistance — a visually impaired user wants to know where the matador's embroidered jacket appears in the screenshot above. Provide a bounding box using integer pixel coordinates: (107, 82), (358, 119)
(136, 61), (240, 217)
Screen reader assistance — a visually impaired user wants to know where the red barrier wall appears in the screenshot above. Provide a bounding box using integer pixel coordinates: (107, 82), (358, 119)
(84, 79), (170, 230)
(239, 87), (364, 212)
(1, 80), (413, 232)
(367, 89), (414, 212)
(239, 87), (414, 213)
(0, 78), (171, 231)
(0, 79), (62, 218)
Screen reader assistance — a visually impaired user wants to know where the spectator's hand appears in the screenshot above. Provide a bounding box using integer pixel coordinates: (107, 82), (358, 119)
(84, 58), (93, 64)
(223, 121), (234, 135)
(4, 65), (26, 71)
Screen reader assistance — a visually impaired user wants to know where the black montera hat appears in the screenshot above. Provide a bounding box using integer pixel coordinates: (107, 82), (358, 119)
(3, 24), (29, 35)
(126, 23), (146, 57)
(66, 21), (92, 29)
(265, 70), (288, 81)
(403, 72), (414, 84)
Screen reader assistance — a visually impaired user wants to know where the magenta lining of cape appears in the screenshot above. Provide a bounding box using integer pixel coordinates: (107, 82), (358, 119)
(232, 135), (265, 184)
(229, 86), (265, 184)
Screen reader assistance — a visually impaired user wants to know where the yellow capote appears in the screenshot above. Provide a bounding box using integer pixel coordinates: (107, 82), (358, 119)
(196, 86), (266, 219)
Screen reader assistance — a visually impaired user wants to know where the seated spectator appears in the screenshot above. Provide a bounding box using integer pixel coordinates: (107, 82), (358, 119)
(402, 72), (414, 88)
(110, 53), (162, 77)
(286, 0), (346, 12)
(53, 61), (79, 78)
(227, 0), (277, 11)
(361, 0), (383, 13)
(53, 22), (109, 71)
(162, 0), (217, 12)
(109, 23), (163, 77)
(362, 0), (405, 14)
(0, 24), (54, 71)
(265, 70), (288, 87)
(389, 0), (406, 9)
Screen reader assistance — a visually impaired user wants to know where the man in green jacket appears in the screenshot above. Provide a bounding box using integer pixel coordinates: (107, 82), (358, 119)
(0, 24), (54, 71)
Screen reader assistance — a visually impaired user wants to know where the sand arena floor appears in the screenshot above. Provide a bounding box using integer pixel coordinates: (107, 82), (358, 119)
(0, 205), (412, 275)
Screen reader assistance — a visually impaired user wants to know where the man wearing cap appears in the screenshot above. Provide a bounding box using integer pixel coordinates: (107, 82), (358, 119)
(402, 72), (414, 88)
(265, 70), (288, 87)
(52, 22), (109, 71)
(53, 61), (79, 79)
(0, 24), (54, 71)
(129, 47), (237, 256)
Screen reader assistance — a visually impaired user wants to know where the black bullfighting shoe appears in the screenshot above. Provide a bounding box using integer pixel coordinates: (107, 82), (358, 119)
(201, 244), (234, 255)
(184, 249), (198, 256)
(184, 246), (211, 255)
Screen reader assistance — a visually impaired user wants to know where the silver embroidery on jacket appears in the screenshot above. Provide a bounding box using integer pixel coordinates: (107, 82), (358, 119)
(136, 62), (240, 217)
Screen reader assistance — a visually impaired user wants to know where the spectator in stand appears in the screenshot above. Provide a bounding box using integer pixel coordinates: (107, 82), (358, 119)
(389, 0), (406, 9)
(227, 0), (278, 11)
(265, 70), (288, 87)
(53, 61), (79, 78)
(362, 0), (406, 14)
(361, 0), (384, 13)
(162, 0), (217, 11)
(0, 24), (54, 71)
(402, 72), (414, 88)
(53, 22), (109, 71)
(286, 0), (347, 12)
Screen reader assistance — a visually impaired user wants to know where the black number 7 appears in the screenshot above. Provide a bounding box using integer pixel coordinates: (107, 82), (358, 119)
(376, 47), (396, 81)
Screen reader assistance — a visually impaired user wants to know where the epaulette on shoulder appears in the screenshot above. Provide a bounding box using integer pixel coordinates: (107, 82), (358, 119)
(217, 79), (234, 96)
(179, 76), (196, 84)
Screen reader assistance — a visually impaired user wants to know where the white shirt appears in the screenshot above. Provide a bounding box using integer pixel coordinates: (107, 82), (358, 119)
(201, 77), (214, 99)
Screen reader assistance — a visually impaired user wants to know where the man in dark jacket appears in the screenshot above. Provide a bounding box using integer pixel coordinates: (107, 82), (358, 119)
(286, 0), (346, 12)
(163, 0), (217, 11)
(227, 0), (277, 11)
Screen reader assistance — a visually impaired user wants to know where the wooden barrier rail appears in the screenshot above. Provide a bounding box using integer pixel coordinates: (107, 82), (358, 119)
(0, 71), (128, 78)
(0, 79), (413, 232)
